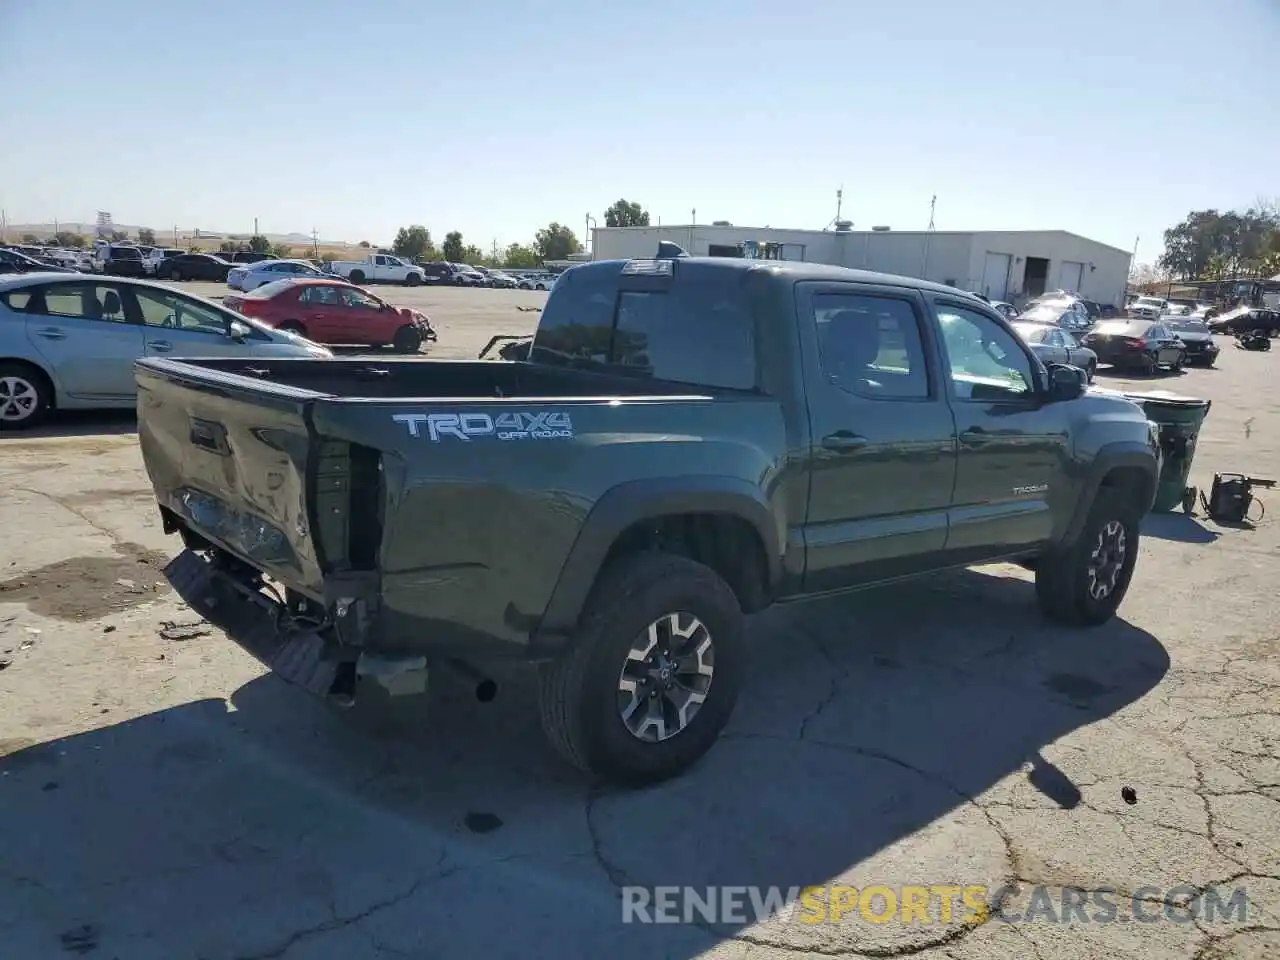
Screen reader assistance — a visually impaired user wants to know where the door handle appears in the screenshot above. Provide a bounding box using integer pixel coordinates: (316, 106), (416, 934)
(36, 327), (67, 340)
(821, 431), (869, 452)
(960, 427), (989, 445)
(148, 340), (173, 352)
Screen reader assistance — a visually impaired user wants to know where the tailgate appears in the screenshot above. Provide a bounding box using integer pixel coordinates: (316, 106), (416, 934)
(136, 358), (348, 600)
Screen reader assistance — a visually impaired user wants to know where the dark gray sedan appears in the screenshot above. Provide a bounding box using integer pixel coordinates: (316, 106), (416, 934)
(1013, 320), (1098, 382)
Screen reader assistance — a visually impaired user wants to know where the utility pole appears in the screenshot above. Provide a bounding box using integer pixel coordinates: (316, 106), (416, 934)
(927, 195), (936, 231)
(174, 225), (178, 245)
(253, 217), (259, 237)
(311, 227), (319, 258)
(491, 238), (498, 263)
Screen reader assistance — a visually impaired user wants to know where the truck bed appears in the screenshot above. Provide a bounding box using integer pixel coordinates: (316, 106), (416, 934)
(148, 356), (709, 400)
(134, 356), (784, 658)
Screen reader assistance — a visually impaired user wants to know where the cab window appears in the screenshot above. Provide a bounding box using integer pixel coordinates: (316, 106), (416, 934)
(936, 303), (1037, 401)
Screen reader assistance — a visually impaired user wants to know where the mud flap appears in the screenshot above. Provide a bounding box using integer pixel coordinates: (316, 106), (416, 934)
(163, 549), (340, 698)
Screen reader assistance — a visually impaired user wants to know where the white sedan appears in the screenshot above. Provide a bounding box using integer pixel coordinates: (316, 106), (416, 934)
(227, 259), (325, 292)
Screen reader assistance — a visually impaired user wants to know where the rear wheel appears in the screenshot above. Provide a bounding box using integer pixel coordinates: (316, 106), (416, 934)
(349, 270), (365, 285)
(404, 273), (422, 287)
(1085, 360), (1096, 383)
(392, 325), (422, 354)
(278, 321), (307, 337)
(0, 362), (53, 431)
(538, 553), (746, 786)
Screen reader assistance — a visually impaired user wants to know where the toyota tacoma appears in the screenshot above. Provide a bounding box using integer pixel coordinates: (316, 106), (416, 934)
(135, 251), (1160, 786)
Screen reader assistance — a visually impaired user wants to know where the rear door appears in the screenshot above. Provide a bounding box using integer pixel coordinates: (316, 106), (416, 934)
(930, 296), (1070, 559)
(21, 280), (144, 399)
(299, 284), (342, 341)
(795, 281), (958, 591)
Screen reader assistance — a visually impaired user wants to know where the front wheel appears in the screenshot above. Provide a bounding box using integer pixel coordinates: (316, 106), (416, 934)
(1035, 493), (1140, 627)
(392, 325), (422, 354)
(538, 553), (746, 786)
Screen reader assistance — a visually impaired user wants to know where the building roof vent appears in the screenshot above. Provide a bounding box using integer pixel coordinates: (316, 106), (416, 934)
(871, 225), (891, 232)
(834, 220), (853, 232)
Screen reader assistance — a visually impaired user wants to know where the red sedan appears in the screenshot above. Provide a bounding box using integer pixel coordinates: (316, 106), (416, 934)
(223, 278), (437, 353)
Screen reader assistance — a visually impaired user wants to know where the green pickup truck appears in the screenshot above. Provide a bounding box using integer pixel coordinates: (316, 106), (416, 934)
(136, 254), (1160, 786)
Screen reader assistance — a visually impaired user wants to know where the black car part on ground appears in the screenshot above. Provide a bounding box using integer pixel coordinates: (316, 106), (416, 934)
(1235, 331), (1272, 351)
(1200, 473), (1275, 524)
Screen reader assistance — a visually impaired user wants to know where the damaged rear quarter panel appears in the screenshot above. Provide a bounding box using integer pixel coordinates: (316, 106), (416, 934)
(310, 395), (783, 657)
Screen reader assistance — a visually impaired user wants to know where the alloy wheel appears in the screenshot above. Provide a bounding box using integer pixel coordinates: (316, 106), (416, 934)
(0, 376), (39, 423)
(616, 612), (715, 743)
(1087, 520), (1127, 601)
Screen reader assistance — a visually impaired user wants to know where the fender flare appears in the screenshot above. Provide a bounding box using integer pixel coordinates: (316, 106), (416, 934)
(535, 476), (783, 639)
(1062, 442), (1159, 545)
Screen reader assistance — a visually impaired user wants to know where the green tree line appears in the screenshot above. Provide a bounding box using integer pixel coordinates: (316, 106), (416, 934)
(1158, 201), (1280, 281)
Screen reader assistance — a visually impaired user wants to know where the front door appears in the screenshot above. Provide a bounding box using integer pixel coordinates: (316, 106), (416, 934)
(21, 280), (144, 399)
(796, 282), (958, 593)
(126, 284), (244, 358)
(930, 297), (1072, 560)
(337, 286), (388, 345)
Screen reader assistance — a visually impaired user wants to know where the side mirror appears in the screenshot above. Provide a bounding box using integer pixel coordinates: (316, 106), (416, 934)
(1046, 363), (1087, 402)
(228, 319), (252, 342)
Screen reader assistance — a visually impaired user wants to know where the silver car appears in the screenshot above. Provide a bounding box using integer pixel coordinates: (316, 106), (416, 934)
(0, 273), (332, 430)
(226, 258), (326, 292)
(1013, 320), (1098, 382)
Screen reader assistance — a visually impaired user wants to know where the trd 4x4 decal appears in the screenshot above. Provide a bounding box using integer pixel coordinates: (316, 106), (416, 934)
(392, 411), (574, 441)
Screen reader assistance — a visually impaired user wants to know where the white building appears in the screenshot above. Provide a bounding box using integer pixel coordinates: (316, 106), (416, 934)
(591, 224), (1132, 307)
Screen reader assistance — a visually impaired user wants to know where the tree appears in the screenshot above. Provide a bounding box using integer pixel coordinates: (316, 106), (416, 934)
(604, 199), (650, 228)
(358, 240), (371, 248)
(462, 244), (487, 264)
(1159, 206), (1280, 280)
(20, 233), (39, 244)
(54, 231), (85, 248)
(270, 243), (293, 259)
(393, 225), (434, 261)
(442, 231), (464, 263)
(534, 222), (581, 261)
(110, 230), (129, 242)
(137, 228), (156, 246)
(219, 240), (239, 254)
(503, 243), (540, 269)
(248, 234), (271, 253)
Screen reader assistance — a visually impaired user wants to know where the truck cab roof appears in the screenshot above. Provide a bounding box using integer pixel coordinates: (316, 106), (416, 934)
(571, 256), (986, 302)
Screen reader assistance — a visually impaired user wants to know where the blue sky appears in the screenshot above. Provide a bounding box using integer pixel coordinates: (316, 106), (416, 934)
(1, 0), (1275, 263)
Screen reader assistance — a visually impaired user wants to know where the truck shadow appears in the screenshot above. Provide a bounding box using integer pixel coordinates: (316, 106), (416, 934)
(0, 566), (1168, 958)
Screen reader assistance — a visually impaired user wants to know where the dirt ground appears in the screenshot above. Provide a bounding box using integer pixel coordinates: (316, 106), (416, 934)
(0, 294), (1278, 959)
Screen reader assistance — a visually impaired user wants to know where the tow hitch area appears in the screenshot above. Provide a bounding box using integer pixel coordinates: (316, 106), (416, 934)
(164, 549), (343, 698)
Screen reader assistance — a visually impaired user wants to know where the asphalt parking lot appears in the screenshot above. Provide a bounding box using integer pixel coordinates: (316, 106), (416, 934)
(1, 290), (1278, 959)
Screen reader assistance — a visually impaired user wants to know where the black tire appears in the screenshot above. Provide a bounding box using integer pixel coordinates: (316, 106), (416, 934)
(0, 361), (53, 430)
(278, 321), (307, 337)
(1085, 360), (1096, 383)
(349, 270), (365, 285)
(537, 552), (746, 786)
(1034, 493), (1140, 627)
(405, 273), (422, 287)
(392, 325), (422, 354)
(171, 268), (184, 282)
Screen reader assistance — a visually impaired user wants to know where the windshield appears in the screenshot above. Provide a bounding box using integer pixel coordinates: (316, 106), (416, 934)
(1012, 323), (1050, 342)
(1019, 305), (1064, 323)
(110, 246), (142, 259)
(1165, 319), (1209, 333)
(1094, 320), (1142, 335)
(1135, 297), (1165, 307)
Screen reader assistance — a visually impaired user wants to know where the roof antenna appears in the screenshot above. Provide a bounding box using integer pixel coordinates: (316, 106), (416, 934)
(656, 241), (689, 259)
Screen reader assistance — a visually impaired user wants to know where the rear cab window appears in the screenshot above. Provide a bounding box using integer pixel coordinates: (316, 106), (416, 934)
(532, 262), (757, 390)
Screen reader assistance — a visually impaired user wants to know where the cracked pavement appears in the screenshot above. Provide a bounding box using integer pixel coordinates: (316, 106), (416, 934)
(0, 322), (1277, 959)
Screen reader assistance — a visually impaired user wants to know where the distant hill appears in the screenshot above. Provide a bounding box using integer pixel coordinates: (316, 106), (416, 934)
(5, 222), (355, 247)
